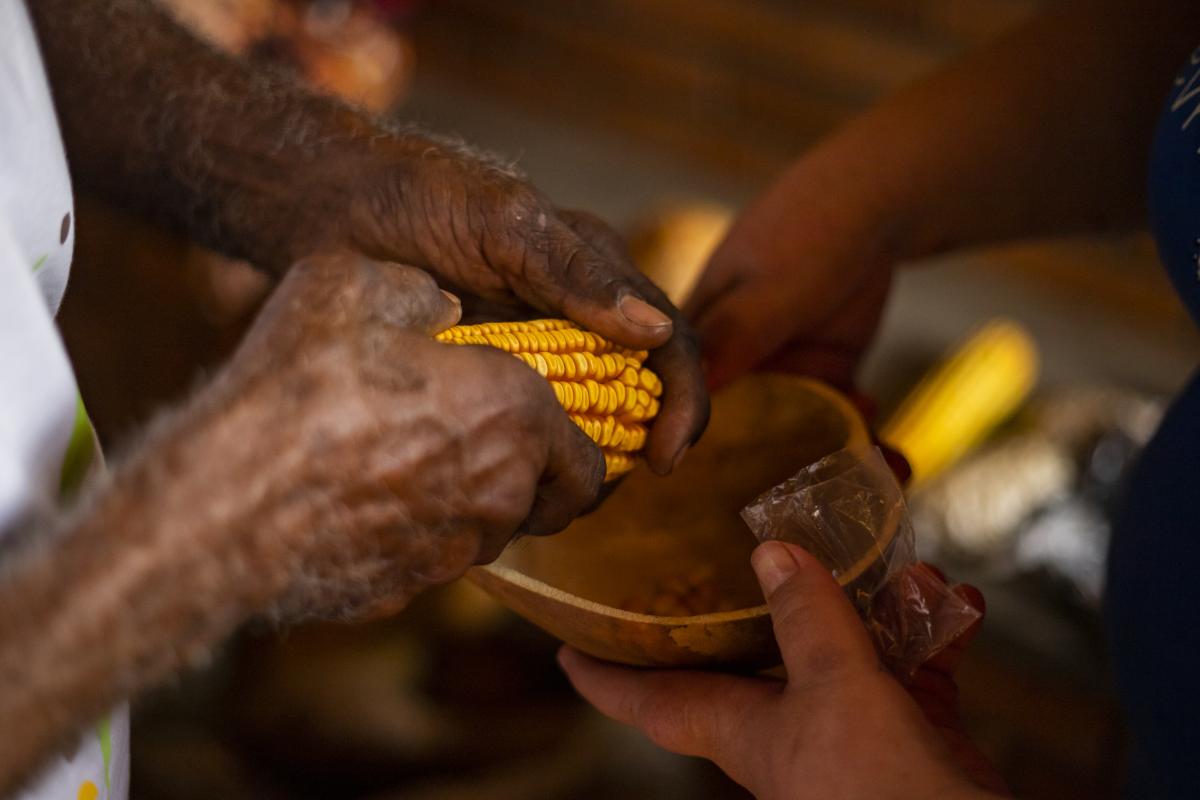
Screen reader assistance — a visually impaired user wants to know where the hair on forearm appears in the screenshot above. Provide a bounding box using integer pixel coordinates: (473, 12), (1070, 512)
(30, 0), (362, 267)
(0, 305), (470, 793)
(379, 119), (526, 181)
(29, 0), (525, 271)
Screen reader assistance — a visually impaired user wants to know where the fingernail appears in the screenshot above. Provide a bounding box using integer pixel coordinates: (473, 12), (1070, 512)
(441, 289), (461, 307)
(671, 444), (690, 473)
(751, 541), (799, 596)
(619, 295), (672, 329)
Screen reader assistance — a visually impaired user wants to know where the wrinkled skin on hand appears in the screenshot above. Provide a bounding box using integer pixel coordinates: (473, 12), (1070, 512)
(0, 253), (609, 791)
(219, 252), (606, 620)
(28, 0), (708, 472)
(342, 143), (709, 474)
(559, 542), (1009, 800)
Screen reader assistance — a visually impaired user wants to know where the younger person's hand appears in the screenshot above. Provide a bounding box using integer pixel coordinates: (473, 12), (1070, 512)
(559, 542), (1009, 799)
(684, 155), (894, 393)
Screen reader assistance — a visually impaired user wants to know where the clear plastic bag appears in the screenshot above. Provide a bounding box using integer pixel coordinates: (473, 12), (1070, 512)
(740, 445), (982, 679)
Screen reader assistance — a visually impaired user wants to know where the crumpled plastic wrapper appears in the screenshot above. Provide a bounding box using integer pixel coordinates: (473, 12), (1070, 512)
(741, 445), (981, 679)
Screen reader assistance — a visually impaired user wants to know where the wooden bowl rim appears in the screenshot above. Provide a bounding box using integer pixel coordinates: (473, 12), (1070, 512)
(473, 376), (887, 627)
(473, 554), (876, 626)
(472, 562), (771, 625)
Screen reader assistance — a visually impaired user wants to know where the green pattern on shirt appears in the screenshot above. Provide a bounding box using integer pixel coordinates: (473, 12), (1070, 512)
(59, 393), (95, 497)
(59, 395), (111, 790)
(97, 715), (112, 791)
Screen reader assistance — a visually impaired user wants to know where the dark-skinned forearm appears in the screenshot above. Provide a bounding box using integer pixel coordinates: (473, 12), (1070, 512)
(0, 371), (296, 792)
(28, 0), (396, 271)
(810, 0), (1200, 262)
(0, 357), (427, 794)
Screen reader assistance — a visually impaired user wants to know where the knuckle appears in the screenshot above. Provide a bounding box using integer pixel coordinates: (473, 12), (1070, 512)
(562, 437), (605, 509)
(579, 441), (606, 487)
(448, 346), (510, 393)
(292, 251), (343, 272)
(637, 693), (710, 755)
(581, 442), (606, 495)
(497, 350), (546, 390)
(797, 639), (857, 682)
(392, 263), (440, 296)
(771, 584), (862, 680)
(769, 580), (816, 636)
(556, 244), (617, 302)
(495, 180), (544, 229)
(288, 251), (351, 288)
(516, 367), (561, 413)
(484, 491), (535, 533)
(464, 348), (557, 420)
(633, 692), (677, 747)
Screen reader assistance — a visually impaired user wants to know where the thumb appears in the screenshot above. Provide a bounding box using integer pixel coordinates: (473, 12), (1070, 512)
(526, 219), (676, 351)
(751, 541), (879, 685)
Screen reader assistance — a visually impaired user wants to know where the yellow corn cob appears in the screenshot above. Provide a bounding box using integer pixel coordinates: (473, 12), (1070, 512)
(880, 318), (1039, 487)
(435, 319), (662, 480)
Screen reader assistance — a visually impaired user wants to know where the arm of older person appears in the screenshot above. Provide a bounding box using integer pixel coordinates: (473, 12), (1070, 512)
(27, 0), (707, 473)
(0, 252), (605, 795)
(560, 542), (1009, 800)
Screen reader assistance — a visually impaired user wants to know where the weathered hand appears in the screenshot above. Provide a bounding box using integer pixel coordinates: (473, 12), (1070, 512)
(29, 0), (708, 472)
(0, 252), (608, 789)
(214, 252), (606, 620)
(343, 142), (709, 473)
(559, 542), (1008, 800)
(684, 155), (895, 393)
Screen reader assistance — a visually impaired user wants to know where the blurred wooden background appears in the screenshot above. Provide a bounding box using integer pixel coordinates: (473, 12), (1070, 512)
(409, 0), (1195, 345)
(411, 0), (1039, 177)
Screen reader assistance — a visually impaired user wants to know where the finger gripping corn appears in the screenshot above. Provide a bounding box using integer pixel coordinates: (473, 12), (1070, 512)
(435, 319), (663, 480)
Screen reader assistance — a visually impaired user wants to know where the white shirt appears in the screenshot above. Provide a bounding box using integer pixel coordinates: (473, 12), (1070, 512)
(0, 3), (130, 798)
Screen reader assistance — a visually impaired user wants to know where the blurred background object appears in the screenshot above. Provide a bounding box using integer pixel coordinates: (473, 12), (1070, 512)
(162, 0), (416, 111)
(911, 385), (1165, 604)
(627, 203), (732, 306)
(56, 1), (1200, 798)
(881, 318), (1040, 487)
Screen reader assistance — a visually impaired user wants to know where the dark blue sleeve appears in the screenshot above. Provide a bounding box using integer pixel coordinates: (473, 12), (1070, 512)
(1147, 46), (1200, 328)
(1106, 370), (1200, 799)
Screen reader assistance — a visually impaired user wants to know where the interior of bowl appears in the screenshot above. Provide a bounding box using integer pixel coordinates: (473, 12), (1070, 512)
(490, 375), (867, 618)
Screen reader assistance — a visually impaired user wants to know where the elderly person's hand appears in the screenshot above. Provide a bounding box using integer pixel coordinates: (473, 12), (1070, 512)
(0, 252), (608, 791)
(30, 0), (709, 476)
(559, 542), (1009, 800)
(215, 251), (608, 619)
(339, 141), (708, 473)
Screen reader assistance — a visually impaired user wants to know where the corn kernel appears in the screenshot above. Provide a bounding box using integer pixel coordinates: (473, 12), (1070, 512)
(435, 319), (662, 480)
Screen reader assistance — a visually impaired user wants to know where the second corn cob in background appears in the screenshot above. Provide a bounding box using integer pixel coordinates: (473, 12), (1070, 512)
(880, 318), (1039, 487)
